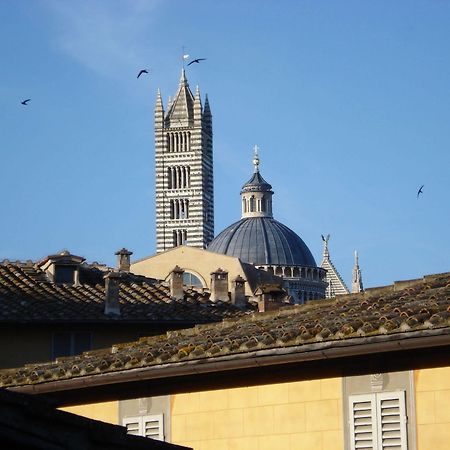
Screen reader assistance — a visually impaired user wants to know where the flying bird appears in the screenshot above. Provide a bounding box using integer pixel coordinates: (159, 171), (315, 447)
(187, 58), (206, 66)
(137, 69), (149, 78)
(417, 184), (424, 199)
(21, 99), (31, 105)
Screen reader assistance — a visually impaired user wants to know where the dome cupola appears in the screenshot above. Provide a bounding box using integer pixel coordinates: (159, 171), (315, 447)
(240, 146), (274, 219)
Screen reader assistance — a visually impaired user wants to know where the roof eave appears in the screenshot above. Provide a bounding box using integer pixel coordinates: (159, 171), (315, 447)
(8, 327), (450, 406)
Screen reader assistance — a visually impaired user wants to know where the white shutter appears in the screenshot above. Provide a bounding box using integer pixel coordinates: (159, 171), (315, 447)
(349, 394), (378, 450)
(123, 414), (164, 441)
(122, 417), (142, 436)
(143, 414), (164, 441)
(376, 392), (407, 450)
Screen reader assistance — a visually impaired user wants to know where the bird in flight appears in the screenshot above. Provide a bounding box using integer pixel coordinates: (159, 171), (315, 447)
(21, 99), (31, 105)
(137, 69), (149, 78)
(187, 58), (206, 66)
(417, 184), (424, 199)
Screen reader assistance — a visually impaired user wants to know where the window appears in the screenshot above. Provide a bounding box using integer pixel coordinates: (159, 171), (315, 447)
(52, 332), (92, 359)
(123, 414), (164, 441)
(349, 391), (407, 450)
(54, 266), (76, 284)
(183, 271), (203, 287)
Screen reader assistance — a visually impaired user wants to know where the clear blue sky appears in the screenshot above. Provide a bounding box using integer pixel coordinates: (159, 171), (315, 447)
(1, 0), (449, 289)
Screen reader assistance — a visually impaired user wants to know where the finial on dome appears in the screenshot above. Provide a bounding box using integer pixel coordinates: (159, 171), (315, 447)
(253, 145), (260, 173)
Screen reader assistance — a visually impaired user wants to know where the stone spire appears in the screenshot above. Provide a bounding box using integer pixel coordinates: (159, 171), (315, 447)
(320, 234), (350, 298)
(240, 146), (273, 219)
(165, 68), (195, 128)
(352, 251), (364, 293)
(193, 85), (202, 126)
(155, 89), (164, 128)
(203, 94), (212, 133)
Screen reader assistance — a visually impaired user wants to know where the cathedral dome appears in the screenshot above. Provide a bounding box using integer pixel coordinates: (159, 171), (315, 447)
(208, 217), (317, 267)
(209, 145), (317, 267)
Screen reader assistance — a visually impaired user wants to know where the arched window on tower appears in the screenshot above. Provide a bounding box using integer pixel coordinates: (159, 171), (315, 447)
(242, 198), (247, 213)
(170, 200), (175, 219)
(172, 230), (177, 247)
(166, 133), (170, 152)
(167, 167), (172, 189)
(249, 196), (255, 212)
(261, 196), (266, 212)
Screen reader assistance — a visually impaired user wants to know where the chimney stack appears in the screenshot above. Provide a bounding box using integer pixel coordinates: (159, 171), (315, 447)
(104, 271), (121, 316)
(115, 248), (133, 272)
(254, 284), (286, 313)
(231, 275), (247, 308)
(170, 266), (185, 299)
(210, 268), (229, 302)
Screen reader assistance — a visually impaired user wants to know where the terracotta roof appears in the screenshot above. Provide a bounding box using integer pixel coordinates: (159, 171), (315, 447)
(1, 272), (449, 389)
(0, 260), (250, 323)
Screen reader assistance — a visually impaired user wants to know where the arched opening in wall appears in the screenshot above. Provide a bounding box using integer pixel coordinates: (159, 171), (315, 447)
(275, 266), (283, 276)
(267, 267), (274, 275)
(249, 196), (255, 212)
(167, 168), (172, 189)
(170, 200), (175, 219)
(166, 133), (170, 152)
(261, 196), (266, 212)
(293, 267), (300, 277)
(172, 230), (177, 247)
(285, 267), (293, 278)
(182, 271), (205, 288)
(242, 198), (247, 213)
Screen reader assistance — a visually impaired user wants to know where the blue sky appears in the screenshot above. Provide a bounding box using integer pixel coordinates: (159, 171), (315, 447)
(1, 0), (449, 289)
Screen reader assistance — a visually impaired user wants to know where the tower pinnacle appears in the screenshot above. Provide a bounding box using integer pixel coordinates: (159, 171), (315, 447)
(352, 251), (364, 293)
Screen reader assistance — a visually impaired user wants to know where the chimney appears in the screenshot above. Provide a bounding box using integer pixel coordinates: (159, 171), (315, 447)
(231, 275), (247, 308)
(170, 266), (185, 299)
(115, 248), (133, 272)
(210, 268), (229, 302)
(104, 271), (121, 316)
(254, 284), (286, 313)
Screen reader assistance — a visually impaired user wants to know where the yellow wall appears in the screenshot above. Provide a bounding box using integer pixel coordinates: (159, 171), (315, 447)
(415, 367), (450, 449)
(171, 378), (343, 450)
(61, 401), (119, 424)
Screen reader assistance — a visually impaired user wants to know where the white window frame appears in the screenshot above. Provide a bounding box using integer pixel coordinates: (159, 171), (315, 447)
(123, 414), (164, 441)
(349, 391), (407, 450)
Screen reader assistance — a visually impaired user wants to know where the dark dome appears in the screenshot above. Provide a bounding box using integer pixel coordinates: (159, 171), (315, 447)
(241, 171), (273, 193)
(208, 217), (317, 267)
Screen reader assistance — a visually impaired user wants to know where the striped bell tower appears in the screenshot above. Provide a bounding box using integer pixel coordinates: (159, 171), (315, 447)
(154, 69), (214, 252)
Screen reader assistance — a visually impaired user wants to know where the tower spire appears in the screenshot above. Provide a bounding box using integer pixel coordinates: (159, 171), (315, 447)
(320, 234), (350, 298)
(352, 250), (364, 293)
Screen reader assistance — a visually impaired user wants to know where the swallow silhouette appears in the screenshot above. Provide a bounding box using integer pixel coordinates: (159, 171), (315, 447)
(21, 99), (31, 105)
(137, 69), (149, 78)
(417, 184), (424, 199)
(187, 58), (206, 66)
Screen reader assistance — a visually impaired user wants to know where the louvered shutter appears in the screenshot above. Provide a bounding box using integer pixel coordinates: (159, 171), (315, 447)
(123, 414), (164, 441)
(122, 417), (142, 436)
(143, 414), (164, 441)
(349, 394), (378, 450)
(376, 392), (407, 450)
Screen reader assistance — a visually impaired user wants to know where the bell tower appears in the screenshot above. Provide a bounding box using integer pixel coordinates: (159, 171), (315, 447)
(154, 70), (214, 252)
